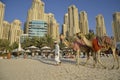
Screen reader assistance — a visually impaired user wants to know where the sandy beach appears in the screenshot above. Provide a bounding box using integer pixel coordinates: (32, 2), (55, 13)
(0, 56), (120, 80)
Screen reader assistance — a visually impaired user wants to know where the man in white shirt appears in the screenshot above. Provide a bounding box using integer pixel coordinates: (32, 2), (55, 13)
(54, 41), (61, 66)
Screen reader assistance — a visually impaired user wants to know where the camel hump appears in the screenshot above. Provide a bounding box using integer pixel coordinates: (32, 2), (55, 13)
(102, 36), (112, 45)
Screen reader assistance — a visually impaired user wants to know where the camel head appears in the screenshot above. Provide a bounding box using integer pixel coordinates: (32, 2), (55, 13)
(76, 32), (85, 39)
(60, 34), (65, 40)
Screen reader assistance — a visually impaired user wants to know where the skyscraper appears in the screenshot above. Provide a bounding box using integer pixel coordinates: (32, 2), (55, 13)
(79, 11), (89, 34)
(62, 13), (68, 37)
(0, 2), (5, 39)
(9, 20), (23, 45)
(2, 21), (11, 40)
(45, 13), (59, 40)
(68, 5), (80, 36)
(96, 14), (107, 37)
(0, 1), (23, 45)
(25, 0), (59, 41)
(112, 12), (120, 42)
(25, 0), (45, 34)
(52, 20), (59, 41)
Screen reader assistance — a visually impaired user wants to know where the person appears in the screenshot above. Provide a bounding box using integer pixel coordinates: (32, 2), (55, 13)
(54, 41), (61, 66)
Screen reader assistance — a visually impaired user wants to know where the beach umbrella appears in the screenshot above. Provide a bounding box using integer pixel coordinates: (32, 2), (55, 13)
(41, 46), (51, 50)
(12, 48), (25, 52)
(25, 49), (31, 53)
(41, 46), (51, 53)
(28, 46), (38, 49)
(42, 49), (51, 52)
(36, 49), (41, 52)
(27, 46), (39, 51)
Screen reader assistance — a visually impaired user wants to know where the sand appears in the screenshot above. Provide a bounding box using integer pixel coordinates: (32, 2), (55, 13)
(0, 56), (120, 80)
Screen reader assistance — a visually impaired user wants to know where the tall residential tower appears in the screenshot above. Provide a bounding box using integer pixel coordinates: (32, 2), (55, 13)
(9, 20), (23, 45)
(68, 5), (80, 36)
(79, 11), (89, 34)
(62, 13), (68, 37)
(112, 12), (120, 42)
(2, 21), (11, 40)
(25, 0), (59, 41)
(96, 14), (107, 37)
(0, 2), (5, 39)
(24, 0), (45, 34)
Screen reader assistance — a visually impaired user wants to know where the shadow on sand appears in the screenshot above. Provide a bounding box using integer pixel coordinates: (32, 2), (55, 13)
(33, 57), (76, 66)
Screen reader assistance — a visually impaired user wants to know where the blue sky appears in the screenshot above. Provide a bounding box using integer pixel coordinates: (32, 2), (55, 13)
(1, 0), (120, 36)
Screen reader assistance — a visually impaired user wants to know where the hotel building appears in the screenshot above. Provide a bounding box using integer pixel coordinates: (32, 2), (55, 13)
(96, 14), (107, 37)
(112, 12), (120, 42)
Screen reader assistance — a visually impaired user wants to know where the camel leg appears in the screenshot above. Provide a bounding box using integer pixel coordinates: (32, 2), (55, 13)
(76, 49), (80, 65)
(112, 48), (119, 69)
(116, 54), (119, 69)
(93, 52), (97, 68)
(111, 49), (115, 69)
(84, 52), (90, 66)
(97, 50), (106, 69)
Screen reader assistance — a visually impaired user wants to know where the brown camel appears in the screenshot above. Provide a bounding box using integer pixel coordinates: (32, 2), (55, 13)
(60, 35), (93, 65)
(78, 32), (119, 69)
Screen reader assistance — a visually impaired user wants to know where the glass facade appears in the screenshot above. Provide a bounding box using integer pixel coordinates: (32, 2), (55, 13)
(28, 20), (47, 37)
(20, 34), (29, 43)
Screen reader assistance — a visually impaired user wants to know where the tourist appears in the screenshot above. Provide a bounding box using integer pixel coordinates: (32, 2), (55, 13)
(54, 41), (61, 66)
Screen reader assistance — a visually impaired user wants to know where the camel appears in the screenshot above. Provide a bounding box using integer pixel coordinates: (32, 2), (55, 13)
(60, 35), (93, 65)
(78, 32), (119, 69)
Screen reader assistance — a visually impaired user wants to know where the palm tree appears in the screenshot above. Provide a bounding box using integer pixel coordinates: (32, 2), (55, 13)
(21, 37), (32, 48)
(0, 39), (12, 58)
(45, 34), (54, 48)
(21, 34), (54, 49)
(11, 42), (18, 49)
(0, 39), (10, 52)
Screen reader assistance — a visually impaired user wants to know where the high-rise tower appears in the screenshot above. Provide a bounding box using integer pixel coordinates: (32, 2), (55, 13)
(25, 0), (45, 34)
(96, 14), (107, 37)
(112, 12), (120, 42)
(24, 0), (59, 41)
(0, 2), (5, 39)
(79, 11), (89, 34)
(2, 21), (11, 40)
(68, 5), (80, 36)
(62, 13), (68, 37)
(9, 20), (23, 45)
